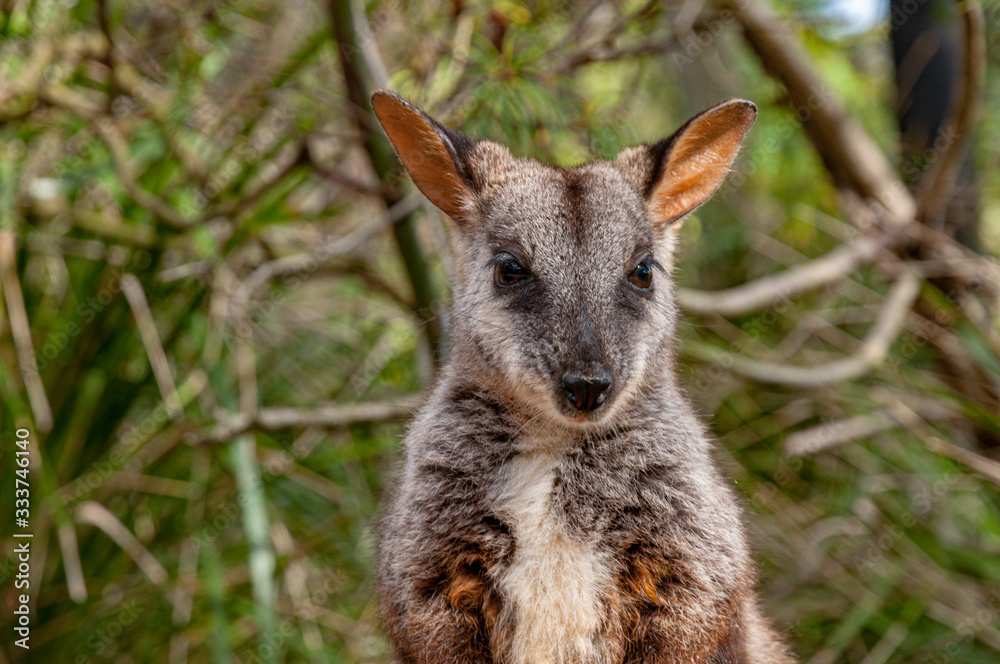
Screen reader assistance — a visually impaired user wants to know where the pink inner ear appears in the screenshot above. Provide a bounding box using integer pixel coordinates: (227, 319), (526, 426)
(372, 93), (473, 222)
(648, 101), (756, 226)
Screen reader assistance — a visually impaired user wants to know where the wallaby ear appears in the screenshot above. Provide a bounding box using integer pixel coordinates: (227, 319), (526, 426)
(635, 99), (756, 227)
(371, 90), (476, 223)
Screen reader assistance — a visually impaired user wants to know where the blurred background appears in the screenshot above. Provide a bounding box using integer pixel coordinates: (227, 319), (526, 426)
(1, 0), (999, 662)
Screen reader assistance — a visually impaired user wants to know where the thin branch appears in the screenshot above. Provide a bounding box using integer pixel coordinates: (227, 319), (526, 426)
(94, 118), (192, 230)
(96, 0), (117, 111)
(195, 397), (417, 445)
(75, 500), (170, 587)
(223, 262), (260, 419)
(0, 231), (53, 432)
(677, 234), (884, 317)
(105, 472), (190, 498)
(330, 0), (442, 362)
(205, 142), (309, 221)
(273, 523), (325, 656)
(38, 82), (106, 116)
(157, 260), (212, 283)
(784, 399), (960, 457)
(728, 0), (916, 226)
(55, 372), (206, 507)
(70, 210), (158, 247)
(686, 270), (921, 386)
(304, 142), (381, 194)
(888, 396), (1000, 487)
(926, 434), (1000, 487)
(559, 31), (681, 72)
(915, 0), (985, 223)
(238, 193), (421, 298)
(121, 274), (184, 420)
(57, 522), (88, 603)
(557, 2), (706, 72)
(0, 39), (56, 121)
(24, 233), (108, 261)
(112, 60), (209, 182)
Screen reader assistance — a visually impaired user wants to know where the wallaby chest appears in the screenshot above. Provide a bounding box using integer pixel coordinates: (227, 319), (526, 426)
(493, 446), (614, 664)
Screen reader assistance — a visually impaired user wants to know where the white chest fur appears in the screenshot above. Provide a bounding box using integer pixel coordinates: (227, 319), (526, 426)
(496, 450), (611, 664)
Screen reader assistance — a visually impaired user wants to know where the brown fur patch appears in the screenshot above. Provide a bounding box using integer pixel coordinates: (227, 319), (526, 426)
(615, 548), (747, 663)
(447, 569), (486, 611)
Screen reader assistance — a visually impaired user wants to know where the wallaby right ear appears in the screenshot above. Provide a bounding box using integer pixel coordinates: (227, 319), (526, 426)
(371, 90), (477, 223)
(616, 99), (756, 228)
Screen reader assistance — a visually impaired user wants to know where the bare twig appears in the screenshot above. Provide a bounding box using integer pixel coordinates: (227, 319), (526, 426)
(75, 500), (170, 587)
(559, 31), (681, 72)
(195, 397), (417, 444)
(273, 523), (325, 656)
(304, 142), (381, 193)
(121, 274), (184, 420)
(915, 0), (985, 223)
(557, 1), (706, 72)
(237, 322), (258, 416)
(96, 0), (117, 111)
(57, 522), (88, 603)
(205, 142), (309, 222)
(926, 601), (1000, 654)
(39, 83), (106, 116)
(677, 234), (884, 317)
(24, 233), (109, 261)
(0, 39), (56, 121)
(926, 435), (1000, 487)
(94, 119), (191, 230)
(70, 210), (157, 247)
(0, 231), (53, 431)
(887, 397), (1000, 487)
(105, 472), (190, 498)
(728, 0), (916, 226)
(238, 193), (421, 298)
(686, 270), (921, 386)
(784, 399), (960, 457)
(330, 0), (442, 362)
(56, 372), (206, 507)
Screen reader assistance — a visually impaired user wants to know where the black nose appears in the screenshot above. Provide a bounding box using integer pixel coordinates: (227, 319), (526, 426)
(562, 367), (612, 412)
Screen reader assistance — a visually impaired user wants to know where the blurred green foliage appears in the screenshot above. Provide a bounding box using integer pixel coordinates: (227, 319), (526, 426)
(0, 1), (999, 663)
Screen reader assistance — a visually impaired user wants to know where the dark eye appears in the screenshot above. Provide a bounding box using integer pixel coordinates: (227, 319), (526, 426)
(495, 258), (529, 287)
(628, 261), (653, 290)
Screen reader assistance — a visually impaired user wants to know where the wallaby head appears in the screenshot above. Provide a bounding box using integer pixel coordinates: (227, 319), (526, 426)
(372, 91), (755, 427)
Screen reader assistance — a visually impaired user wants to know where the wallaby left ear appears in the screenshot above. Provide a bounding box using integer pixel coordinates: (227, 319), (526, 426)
(628, 99), (756, 227)
(371, 90), (478, 225)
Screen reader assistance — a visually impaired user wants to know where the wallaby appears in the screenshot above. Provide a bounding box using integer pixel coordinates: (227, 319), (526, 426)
(371, 90), (796, 664)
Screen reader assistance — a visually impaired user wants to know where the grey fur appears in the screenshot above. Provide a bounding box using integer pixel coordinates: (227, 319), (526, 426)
(372, 91), (796, 664)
